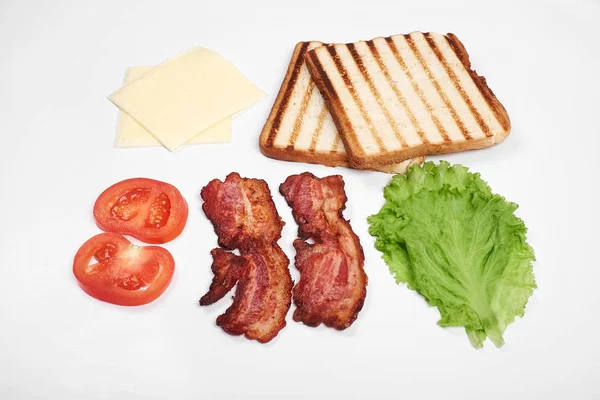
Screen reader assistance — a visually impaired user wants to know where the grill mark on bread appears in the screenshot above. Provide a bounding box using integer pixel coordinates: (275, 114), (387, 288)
(266, 41), (310, 148)
(262, 40), (427, 172)
(424, 33), (492, 138)
(346, 43), (407, 149)
(405, 34), (471, 140)
(331, 135), (343, 153)
(307, 48), (362, 153)
(445, 33), (510, 133)
(385, 37), (450, 142)
(289, 80), (316, 148)
(327, 45), (386, 153)
(366, 40), (429, 145)
(308, 105), (329, 153)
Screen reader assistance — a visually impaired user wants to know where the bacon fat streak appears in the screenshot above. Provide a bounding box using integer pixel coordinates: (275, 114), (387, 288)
(200, 173), (292, 343)
(280, 172), (367, 329)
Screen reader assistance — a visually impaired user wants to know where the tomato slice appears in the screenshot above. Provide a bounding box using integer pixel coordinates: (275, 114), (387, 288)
(93, 178), (188, 244)
(73, 233), (175, 306)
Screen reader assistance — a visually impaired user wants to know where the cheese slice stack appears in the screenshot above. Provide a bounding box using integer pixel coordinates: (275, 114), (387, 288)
(109, 47), (265, 151)
(115, 66), (232, 147)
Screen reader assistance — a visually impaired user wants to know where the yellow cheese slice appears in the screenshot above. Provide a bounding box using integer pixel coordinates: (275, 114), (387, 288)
(109, 47), (265, 151)
(114, 66), (231, 148)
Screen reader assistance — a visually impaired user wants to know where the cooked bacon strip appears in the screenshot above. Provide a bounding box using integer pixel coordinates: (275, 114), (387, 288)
(199, 248), (246, 306)
(280, 172), (367, 330)
(200, 173), (292, 343)
(202, 172), (284, 249)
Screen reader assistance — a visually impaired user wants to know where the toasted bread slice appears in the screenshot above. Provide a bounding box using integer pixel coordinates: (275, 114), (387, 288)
(259, 41), (424, 174)
(305, 32), (510, 168)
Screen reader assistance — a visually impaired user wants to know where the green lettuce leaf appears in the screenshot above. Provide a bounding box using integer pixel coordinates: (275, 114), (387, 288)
(368, 161), (536, 348)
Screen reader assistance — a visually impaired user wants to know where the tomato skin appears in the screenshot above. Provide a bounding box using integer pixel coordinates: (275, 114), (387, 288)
(73, 233), (175, 306)
(93, 178), (188, 244)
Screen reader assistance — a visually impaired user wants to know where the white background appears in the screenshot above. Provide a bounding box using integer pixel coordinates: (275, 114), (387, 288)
(1, 0), (599, 398)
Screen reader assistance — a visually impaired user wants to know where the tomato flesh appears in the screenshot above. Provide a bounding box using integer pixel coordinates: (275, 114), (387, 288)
(145, 193), (170, 228)
(73, 233), (175, 306)
(94, 178), (188, 244)
(111, 188), (151, 221)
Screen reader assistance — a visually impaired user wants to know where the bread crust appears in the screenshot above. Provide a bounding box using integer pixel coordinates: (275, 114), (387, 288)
(261, 140), (346, 167)
(261, 141), (423, 173)
(305, 32), (511, 169)
(445, 33), (511, 142)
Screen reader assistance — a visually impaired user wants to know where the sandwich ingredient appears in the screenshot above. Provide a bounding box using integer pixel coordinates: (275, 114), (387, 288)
(109, 47), (265, 151)
(368, 161), (535, 348)
(280, 172), (367, 329)
(115, 66), (231, 148)
(259, 41), (424, 173)
(200, 173), (292, 343)
(306, 32), (510, 168)
(73, 233), (175, 306)
(94, 178), (188, 244)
